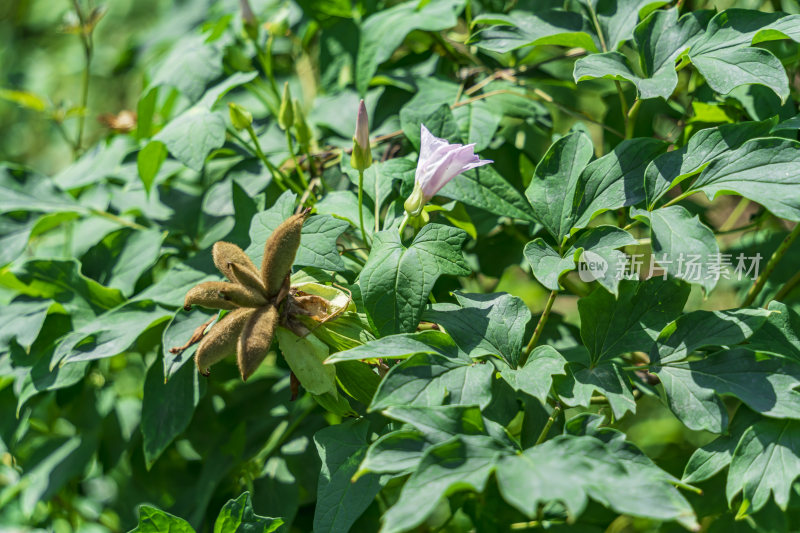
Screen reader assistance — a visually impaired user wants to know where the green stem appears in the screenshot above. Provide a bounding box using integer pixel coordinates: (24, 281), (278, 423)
(742, 223), (800, 307)
(71, 0), (93, 154)
(357, 169), (370, 248)
(264, 34), (280, 100)
(254, 398), (315, 464)
(535, 403), (561, 445)
(520, 290), (557, 367)
(398, 213), (410, 237)
(719, 198), (750, 232)
(286, 129), (310, 191)
(88, 208), (147, 231)
(662, 189), (701, 208)
(625, 98), (641, 139)
(244, 126), (299, 194)
(773, 269), (800, 303)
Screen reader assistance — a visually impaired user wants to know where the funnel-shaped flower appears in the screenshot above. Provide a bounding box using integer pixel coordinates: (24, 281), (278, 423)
(404, 125), (492, 216)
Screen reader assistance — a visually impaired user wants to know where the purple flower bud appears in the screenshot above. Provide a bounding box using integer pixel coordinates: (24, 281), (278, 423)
(405, 124), (492, 216)
(355, 99), (370, 151)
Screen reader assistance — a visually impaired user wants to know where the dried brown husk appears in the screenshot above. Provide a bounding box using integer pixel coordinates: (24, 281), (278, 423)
(195, 308), (254, 375)
(184, 281), (267, 310)
(261, 212), (307, 296)
(212, 241), (260, 282)
(237, 304), (280, 381)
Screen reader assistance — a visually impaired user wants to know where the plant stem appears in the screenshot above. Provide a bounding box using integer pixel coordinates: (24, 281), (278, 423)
(398, 213), (410, 237)
(773, 269), (800, 302)
(286, 129), (310, 191)
(357, 169), (370, 248)
(243, 126), (298, 194)
(264, 34), (280, 99)
(535, 403), (561, 445)
(88, 208), (147, 231)
(71, 0), (93, 154)
(742, 223), (800, 307)
(520, 290), (557, 367)
(625, 98), (641, 139)
(719, 198), (750, 232)
(662, 189), (701, 208)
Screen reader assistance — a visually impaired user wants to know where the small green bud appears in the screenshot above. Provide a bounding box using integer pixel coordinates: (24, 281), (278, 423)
(278, 82), (294, 130)
(350, 99), (372, 171)
(293, 99), (312, 148)
(404, 183), (425, 217)
(228, 102), (253, 131)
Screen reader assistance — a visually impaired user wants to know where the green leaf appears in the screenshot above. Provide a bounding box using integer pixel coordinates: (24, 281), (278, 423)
(357, 429), (430, 478)
(688, 10), (800, 102)
(631, 205), (720, 293)
(452, 100), (500, 152)
(579, 278), (690, 364)
(343, 158), (415, 216)
(154, 108), (226, 172)
(55, 136), (133, 190)
(148, 34), (223, 102)
(131, 505), (195, 533)
(523, 238), (575, 290)
(55, 300), (172, 365)
(381, 435), (505, 533)
(17, 346), (90, 415)
(370, 352), (494, 411)
(0, 165), (82, 214)
(727, 418), (800, 512)
(574, 138), (667, 228)
(276, 327), (337, 396)
(5, 259), (125, 325)
(359, 223), (470, 336)
(656, 363), (728, 433)
(0, 297), (52, 350)
(135, 258), (217, 308)
(653, 308), (771, 364)
(108, 228), (165, 296)
(643, 119), (775, 208)
(141, 358), (205, 469)
(526, 131), (594, 242)
(314, 190), (375, 233)
(355, 0), (464, 94)
(137, 141), (167, 193)
(0, 216), (36, 267)
(495, 433), (697, 528)
(746, 300), (800, 363)
(422, 291), (532, 367)
(653, 349), (800, 420)
(682, 407), (761, 483)
(593, 0), (669, 50)
(568, 225), (638, 296)
(555, 348), (636, 419)
(380, 405), (488, 441)
(471, 10), (598, 53)
(246, 191), (349, 272)
(313, 420), (382, 533)
(162, 307), (218, 381)
(214, 492), (282, 533)
(325, 330), (467, 363)
(688, 138), (800, 222)
(499, 345), (567, 404)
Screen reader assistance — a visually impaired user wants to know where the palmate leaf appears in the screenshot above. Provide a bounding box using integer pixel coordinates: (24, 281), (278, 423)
(313, 420), (381, 533)
(499, 345), (567, 404)
(471, 10), (598, 54)
(727, 418), (800, 513)
(422, 291), (532, 368)
(566, 225), (638, 296)
(579, 278), (690, 364)
(359, 223), (470, 336)
(130, 506), (195, 533)
(325, 330), (468, 363)
(523, 238), (575, 291)
(246, 190), (349, 272)
(746, 301), (800, 363)
(687, 138), (800, 222)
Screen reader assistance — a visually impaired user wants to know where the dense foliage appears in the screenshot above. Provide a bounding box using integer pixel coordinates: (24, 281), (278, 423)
(3, 0), (800, 531)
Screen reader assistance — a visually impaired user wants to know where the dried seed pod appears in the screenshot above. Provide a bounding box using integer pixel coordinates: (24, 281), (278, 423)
(212, 241), (260, 282)
(195, 308), (254, 375)
(228, 261), (267, 294)
(237, 304), (279, 381)
(184, 281), (267, 310)
(292, 294), (329, 320)
(261, 211), (308, 297)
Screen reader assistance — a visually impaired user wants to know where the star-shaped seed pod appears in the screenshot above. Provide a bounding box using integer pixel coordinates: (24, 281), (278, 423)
(183, 210), (309, 381)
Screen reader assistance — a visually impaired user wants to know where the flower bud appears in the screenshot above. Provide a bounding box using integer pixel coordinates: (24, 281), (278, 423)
(239, 0), (258, 40)
(404, 183), (425, 217)
(278, 82), (294, 131)
(228, 102), (252, 131)
(293, 99), (312, 149)
(350, 99), (372, 171)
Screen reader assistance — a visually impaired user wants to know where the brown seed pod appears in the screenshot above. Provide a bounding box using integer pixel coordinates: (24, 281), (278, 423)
(228, 261), (267, 294)
(237, 304), (280, 381)
(292, 294), (330, 320)
(212, 241), (260, 282)
(184, 281), (267, 310)
(195, 308), (254, 375)
(261, 211), (308, 297)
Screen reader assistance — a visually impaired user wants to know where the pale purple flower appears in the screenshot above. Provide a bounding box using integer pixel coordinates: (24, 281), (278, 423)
(355, 99), (370, 151)
(404, 124), (492, 216)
